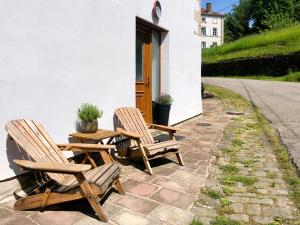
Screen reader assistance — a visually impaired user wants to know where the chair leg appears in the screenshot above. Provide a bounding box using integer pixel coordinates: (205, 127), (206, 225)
(176, 152), (184, 166)
(137, 140), (154, 175)
(143, 157), (153, 175)
(114, 178), (125, 195)
(76, 173), (108, 222)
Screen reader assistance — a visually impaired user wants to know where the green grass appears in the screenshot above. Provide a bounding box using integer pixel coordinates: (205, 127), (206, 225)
(202, 24), (300, 63)
(221, 175), (257, 186)
(220, 164), (239, 175)
(210, 216), (242, 225)
(206, 189), (223, 199)
(190, 219), (203, 225)
(220, 198), (232, 207)
(222, 187), (234, 196)
(214, 71), (300, 83)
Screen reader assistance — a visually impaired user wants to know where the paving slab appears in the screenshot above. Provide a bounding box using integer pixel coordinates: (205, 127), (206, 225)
(149, 205), (193, 225)
(150, 187), (194, 209)
(122, 179), (158, 197)
(111, 210), (160, 225)
(114, 195), (159, 215)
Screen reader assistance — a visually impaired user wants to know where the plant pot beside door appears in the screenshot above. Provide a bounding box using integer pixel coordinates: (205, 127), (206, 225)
(76, 103), (103, 133)
(156, 93), (173, 126)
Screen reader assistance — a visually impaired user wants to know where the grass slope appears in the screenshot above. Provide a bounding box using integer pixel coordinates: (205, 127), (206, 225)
(202, 24), (300, 63)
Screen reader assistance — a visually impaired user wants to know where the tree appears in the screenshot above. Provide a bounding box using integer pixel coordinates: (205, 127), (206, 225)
(295, 0), (300, 21)
(224, 0), (252, 42)
(250, 0), (295, 31)
(224, 0), (298, 42)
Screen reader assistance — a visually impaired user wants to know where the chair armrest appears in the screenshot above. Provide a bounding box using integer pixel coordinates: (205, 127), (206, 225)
(13, 160), (92, 174)
(147, 124), (178, 133)
(116, 128), (143, 139)
(57, 143), (115, 152)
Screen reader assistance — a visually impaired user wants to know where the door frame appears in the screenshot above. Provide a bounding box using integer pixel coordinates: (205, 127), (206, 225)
(135, 17), (167, 123)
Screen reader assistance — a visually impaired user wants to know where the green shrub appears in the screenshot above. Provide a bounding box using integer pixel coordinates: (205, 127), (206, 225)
(77, 103), (103, 122)
(157, 93), (173, 105)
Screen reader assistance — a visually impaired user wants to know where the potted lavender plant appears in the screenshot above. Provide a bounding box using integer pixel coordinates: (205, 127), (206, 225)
(76, 103), (103, 133)
(156, 93), (173, 125)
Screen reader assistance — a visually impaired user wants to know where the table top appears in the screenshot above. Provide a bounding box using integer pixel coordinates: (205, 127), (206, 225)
(69, 129), (120, 141)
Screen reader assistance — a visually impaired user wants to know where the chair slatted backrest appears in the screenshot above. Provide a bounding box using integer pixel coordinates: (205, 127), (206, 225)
(6, 120), (69, 184)
(114, 107), (154, 145)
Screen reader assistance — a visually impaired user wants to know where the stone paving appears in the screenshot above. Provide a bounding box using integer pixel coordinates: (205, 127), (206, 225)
(0, 98), (228, 225)
(192, 95), (300, 224)
(203, 77), (300, 173)
(1, 96), (298, 225)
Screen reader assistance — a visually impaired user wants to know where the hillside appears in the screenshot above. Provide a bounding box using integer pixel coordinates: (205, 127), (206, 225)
(202, 24), (300, 64)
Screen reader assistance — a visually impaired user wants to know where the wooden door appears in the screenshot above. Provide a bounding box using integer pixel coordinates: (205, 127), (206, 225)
(136, 26), (152, 123)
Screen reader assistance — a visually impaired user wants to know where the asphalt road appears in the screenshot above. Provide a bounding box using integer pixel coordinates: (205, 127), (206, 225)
(203, 77), (300, 172)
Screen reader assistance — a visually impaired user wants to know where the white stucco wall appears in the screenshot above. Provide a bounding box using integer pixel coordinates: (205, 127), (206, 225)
(0, 0), (202, 180)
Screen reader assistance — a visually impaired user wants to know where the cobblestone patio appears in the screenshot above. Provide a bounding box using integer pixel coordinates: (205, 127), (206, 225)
(1, 96), (298, 225)
(0, 98), (228, 225)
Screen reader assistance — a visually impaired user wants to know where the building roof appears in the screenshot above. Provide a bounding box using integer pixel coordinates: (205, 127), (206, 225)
(201, 8), (224, 17)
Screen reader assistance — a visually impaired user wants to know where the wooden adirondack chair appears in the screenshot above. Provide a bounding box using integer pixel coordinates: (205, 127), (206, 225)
(5, 119), (125, 222)
(113, 107), (184, 175)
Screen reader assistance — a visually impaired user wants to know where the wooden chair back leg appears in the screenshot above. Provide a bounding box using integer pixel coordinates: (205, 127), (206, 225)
(176, 152), (184, 166)
(114, 178), (125, 195)
(76, 173), (108, 222)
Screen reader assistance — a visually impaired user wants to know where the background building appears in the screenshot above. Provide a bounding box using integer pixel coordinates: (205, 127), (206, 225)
(200, 3), (224, 48)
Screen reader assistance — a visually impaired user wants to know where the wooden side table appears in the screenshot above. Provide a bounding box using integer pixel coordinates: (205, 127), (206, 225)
(69, 129), (121, 167)
(69, 129), (121, 144)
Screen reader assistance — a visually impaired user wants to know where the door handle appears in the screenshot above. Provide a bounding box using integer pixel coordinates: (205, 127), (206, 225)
(145, 77), (150, 87)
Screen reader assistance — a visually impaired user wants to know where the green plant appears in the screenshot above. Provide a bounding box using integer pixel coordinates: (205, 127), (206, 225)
(267, 171), (278, 179)
(232, 139), (243, 148)
(210, 216), (242, 225)
(242, 159), (255, 168)
(220, 164), (239, 175)
(77, 103), (103, 122)
(271, 182), (276, 188)
(206, 189), (222, 199)
(190, 218), (203, 225)
(157, 93), (173, 105)
(221, 175), (257, 186)
(223, 187), (234, 196)
(220, 198), (232, 207)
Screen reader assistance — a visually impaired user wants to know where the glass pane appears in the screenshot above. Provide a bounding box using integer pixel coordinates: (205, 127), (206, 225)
(152, 31), (160, 101)
(136, 39), (144, 81)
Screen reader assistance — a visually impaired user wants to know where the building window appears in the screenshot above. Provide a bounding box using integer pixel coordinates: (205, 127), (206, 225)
(201, 27), (206, 36)
(211, 42), (217, 47)
(202, 17), (206, 23)
(213, 28), (218, 36)
(201, 41), (206, 48)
